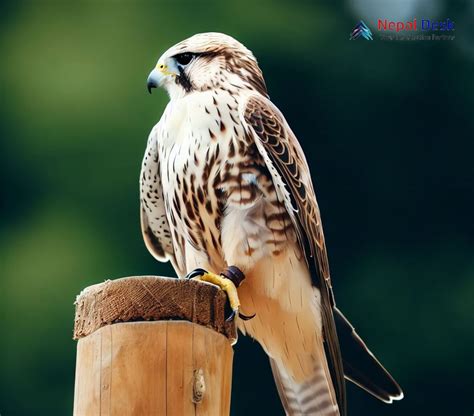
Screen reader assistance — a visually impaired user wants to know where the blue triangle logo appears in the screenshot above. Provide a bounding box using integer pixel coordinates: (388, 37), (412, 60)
(350, 20), (373, 40)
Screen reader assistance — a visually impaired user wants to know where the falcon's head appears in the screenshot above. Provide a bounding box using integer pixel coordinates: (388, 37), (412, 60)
(147, 32), (267, 100)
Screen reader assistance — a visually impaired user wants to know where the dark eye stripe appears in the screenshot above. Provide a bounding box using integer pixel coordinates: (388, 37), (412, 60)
(176, 66), (192, 92)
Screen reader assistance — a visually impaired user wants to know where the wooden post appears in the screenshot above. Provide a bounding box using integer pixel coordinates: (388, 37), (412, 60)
(73, 276), (236, 416)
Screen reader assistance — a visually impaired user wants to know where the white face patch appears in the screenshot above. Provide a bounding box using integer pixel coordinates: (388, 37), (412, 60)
(154, 32), (265, 100)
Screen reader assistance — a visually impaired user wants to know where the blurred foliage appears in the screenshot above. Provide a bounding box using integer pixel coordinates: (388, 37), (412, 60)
(1, 1), (473, 415)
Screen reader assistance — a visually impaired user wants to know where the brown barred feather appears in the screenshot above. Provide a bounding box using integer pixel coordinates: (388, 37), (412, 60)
(244, 94), (347, 416)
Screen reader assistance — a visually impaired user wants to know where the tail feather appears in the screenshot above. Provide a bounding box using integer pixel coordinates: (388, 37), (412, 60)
(334, 308), (404, 403)
(270, 357), (340, 416)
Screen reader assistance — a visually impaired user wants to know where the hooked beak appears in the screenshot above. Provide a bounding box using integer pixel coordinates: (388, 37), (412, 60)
(147, 61), (178, 94)
(147, 70), (159, 94)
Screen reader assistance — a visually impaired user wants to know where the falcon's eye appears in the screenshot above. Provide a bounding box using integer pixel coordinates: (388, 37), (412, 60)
(175, 53), (193, 66)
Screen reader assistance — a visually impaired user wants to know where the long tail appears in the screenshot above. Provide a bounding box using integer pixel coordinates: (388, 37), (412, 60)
(270, 355), (340, 416)
(269, 308), (403, 415)
(334, 308), (404, 403)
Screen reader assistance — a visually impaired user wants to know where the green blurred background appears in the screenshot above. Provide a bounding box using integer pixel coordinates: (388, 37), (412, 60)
(1, 0), (473, 415)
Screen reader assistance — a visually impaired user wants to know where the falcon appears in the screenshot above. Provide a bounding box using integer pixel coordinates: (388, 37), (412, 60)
(141, 32), (403, 415)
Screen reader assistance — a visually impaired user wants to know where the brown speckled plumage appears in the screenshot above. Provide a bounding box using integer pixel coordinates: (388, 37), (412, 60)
(141, 32), (403, 416)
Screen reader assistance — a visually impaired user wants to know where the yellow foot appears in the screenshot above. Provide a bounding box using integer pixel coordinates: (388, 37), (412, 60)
(186, 268), (254, 321)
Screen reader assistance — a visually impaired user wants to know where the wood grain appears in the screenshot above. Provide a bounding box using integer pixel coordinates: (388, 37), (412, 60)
(73, 276), (235, 415)
(73, 321), (233, 415)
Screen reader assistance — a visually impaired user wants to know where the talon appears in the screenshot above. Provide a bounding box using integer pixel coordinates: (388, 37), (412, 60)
(193, 270), (242, 319)
(186, 268), (207, 280)
(238, 312), (256, 321)
(226, 310), (237, 322)
(186, 267), (255, 323)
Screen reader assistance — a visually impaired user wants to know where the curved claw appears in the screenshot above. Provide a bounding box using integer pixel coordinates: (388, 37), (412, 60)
(186, 268), (207, 280)
(226, 310), (237, 322)
(226, 310), (256, 322)
(238, 312), (256, 321)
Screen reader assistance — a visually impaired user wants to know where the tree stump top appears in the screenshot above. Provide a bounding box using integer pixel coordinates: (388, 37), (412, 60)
(73, 276), (236, 342)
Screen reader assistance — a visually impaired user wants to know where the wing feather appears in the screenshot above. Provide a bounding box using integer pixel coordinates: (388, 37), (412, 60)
(140, 128), (179, 271)
(242, 94), (347, 415)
